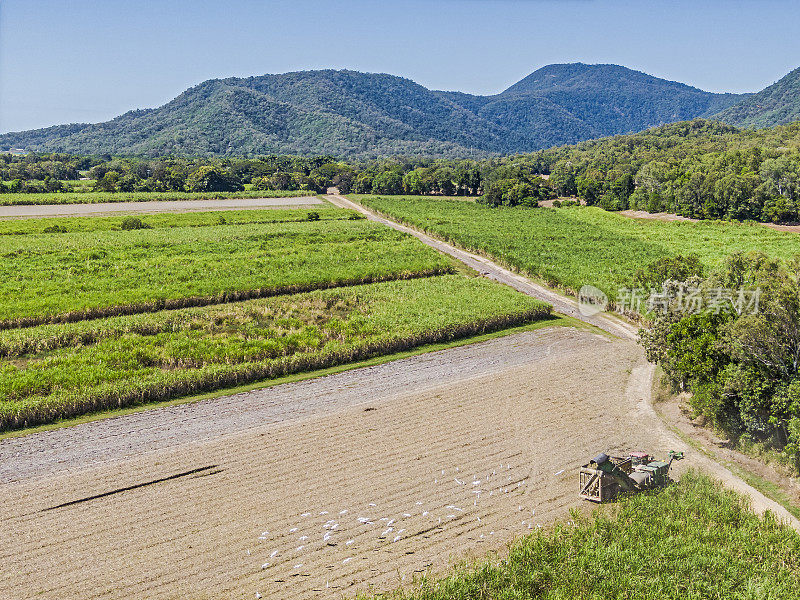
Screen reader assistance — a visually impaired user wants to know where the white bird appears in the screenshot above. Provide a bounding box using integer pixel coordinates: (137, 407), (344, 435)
(294, 564), (303, 569)
(393, 535), (401, 542)
(320, 511), (329, 515)
(555, 469), (565, 476)
(289, 527), (298, 533)
(343, 557), (352, 564)
(256, 593), (262, 599)
(403, 513), (411, 517)
(422, 511), (429, 517)
(261, 563), (270, 569)
(296, 545), (305, 551)
(270, 550), (278, 558)
(369, 503), (377, 507)
(301, 512), (311, 517)
(340, 510), (348, 515)
(346, 539), (354, 545)
(299, 535), (308, 541)
(416, 501), (423, 505)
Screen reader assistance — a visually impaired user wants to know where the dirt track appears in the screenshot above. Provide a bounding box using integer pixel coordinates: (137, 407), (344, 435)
(3, 194), (799, 600)
(0, 196), (322, 219)
(2, 328), (660, 600)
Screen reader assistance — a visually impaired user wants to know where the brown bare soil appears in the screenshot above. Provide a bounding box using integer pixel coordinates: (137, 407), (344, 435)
(4, 193), (799, 600)
(619, 210), (698, 222)
(0, 196), (323, 219)
(764, 222), (800, 233)
(621, 209), (800, 232)
(2, 329), (666, 600)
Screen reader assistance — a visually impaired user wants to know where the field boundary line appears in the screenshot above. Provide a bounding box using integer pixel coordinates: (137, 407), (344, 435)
(0, 268), (453, 330)
(1, 306), (552, 432)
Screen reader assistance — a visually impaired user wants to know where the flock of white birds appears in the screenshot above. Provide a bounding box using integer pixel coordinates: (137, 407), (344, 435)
(249, 461), (552, 597)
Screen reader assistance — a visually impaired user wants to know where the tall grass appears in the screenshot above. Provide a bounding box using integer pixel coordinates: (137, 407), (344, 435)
(0, 214), (453, 326)
(374, 471), (800, 600)
(0, 275), (551, 431)
(357, 196), (800, 299)
(0, 189), (313, 206)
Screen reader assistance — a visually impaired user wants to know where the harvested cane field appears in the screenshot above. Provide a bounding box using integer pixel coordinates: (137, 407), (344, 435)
(0, 189), (312, 206)
(356, 195), (800, 299)
(0, 207), (455, 327)
(0, 275), (550, 430)
(2, 327), (666, 600)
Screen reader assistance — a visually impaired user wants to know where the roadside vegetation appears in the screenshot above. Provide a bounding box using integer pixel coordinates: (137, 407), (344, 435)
(370, 472), (800, 600)
(0, 208), (452, 326)
(355, 195), (800, 299)
(0, 275), (551, 431)
(641, 252), (800, 473)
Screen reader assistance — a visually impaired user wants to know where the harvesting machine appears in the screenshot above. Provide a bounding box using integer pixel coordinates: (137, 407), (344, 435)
(579, 450), (684, 503)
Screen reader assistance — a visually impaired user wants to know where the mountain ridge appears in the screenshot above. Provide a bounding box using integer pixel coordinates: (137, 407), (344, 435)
(0, 63), (747, 158)
(714, 66), (800, 128)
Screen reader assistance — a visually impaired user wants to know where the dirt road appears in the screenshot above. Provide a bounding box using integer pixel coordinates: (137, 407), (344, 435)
(325, 194), (636, 340)
(0, 196), (322, 219)
(3, 194), (799, 600)
(326, 193), (800, 526)
(2, 328), (659, 600)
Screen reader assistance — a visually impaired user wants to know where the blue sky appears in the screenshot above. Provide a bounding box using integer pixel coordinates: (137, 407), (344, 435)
(1, 0), (798, 133)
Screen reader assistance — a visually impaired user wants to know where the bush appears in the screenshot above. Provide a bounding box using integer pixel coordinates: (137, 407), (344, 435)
(120, 217), (152, 231)
(43, 225), (68, 234)
(307, 211), (320, 221)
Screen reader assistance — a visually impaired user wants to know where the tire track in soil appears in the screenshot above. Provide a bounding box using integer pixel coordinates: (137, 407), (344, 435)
(3, 331), (652, 600)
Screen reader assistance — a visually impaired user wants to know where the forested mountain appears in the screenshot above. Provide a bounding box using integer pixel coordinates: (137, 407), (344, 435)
(0, 64), (744, 158)
(714, 66), (800, 128)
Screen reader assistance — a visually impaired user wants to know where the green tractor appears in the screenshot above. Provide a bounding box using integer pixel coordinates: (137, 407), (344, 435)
(579, 450), (684, 503)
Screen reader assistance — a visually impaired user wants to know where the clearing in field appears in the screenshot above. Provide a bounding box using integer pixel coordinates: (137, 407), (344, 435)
(356, 195), (800, 298)
(0, 189), (312, 206)
(0, 195), (323, 218)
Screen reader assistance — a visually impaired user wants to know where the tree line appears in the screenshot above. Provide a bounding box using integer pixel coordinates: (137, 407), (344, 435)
(4, 119), (800, 223)
(640, 252), (800, 472)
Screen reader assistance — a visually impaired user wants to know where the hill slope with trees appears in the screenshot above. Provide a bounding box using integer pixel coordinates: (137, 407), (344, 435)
(0, 64), (744, 158)
(715, 66), (800, 128)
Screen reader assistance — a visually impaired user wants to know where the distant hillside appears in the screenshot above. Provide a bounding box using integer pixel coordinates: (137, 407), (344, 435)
(715, 66), (800, 128)
(0, 64), (745, 158)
